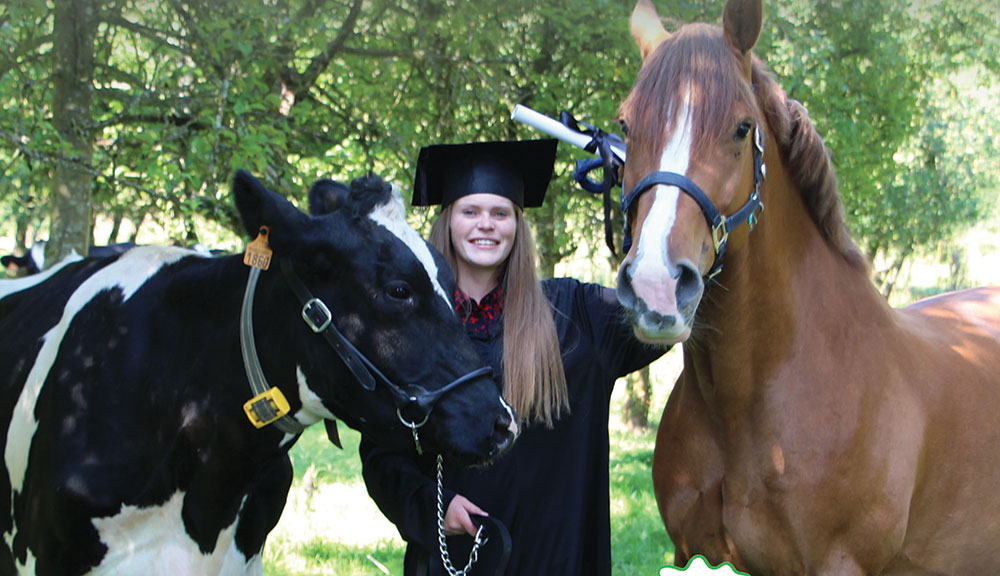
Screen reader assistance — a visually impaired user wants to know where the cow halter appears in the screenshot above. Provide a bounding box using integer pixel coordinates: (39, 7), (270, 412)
(240, 226), (493, 453)
(620, 124), (766, 281)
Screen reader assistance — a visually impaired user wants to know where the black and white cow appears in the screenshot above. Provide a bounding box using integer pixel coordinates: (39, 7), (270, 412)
(0, 170), (517, 575)
(1, 242), (139, 277)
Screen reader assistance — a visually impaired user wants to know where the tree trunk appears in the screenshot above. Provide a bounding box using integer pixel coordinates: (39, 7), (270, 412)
(623, 365), (651, 430)
(46, 0), (100, 268)
(533, 195), (558, 279)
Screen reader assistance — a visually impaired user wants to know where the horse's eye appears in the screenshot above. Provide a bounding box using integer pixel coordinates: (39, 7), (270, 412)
(385, 282), (412, 303)
(734, 121), (753, 141)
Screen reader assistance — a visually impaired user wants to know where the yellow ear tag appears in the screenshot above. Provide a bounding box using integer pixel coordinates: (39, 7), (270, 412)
(243, 225), (273, 270)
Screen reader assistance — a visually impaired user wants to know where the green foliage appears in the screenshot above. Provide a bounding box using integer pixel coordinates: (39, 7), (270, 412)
(2, 0), (996, 276)
(758, 0), (999, 287)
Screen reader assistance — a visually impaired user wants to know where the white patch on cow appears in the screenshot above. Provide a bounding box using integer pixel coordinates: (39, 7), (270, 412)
(500, 396), (519, 438)
(368, 184), (450, 306)
(4, 246), (197, 563)
(29, 242), (46, 271)
(89, 491), (259, 576)
(0, 252), (83, 302)
(294, 366), (337, 426)
(634, 90), (694, 274)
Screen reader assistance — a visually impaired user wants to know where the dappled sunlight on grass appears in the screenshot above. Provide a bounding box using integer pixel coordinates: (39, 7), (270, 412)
(264, 473), (405, 574)
(265, 428), (406, 574)
(266, 384), (678, 574)
(274, 480), (401, 548)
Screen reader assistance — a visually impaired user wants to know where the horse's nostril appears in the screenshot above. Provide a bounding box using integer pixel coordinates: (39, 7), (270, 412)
(616, 263), (637, 308)
(675, 261), (703, 312)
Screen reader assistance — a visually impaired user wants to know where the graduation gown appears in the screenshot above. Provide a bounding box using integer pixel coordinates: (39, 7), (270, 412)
(361, 278), (665, 575)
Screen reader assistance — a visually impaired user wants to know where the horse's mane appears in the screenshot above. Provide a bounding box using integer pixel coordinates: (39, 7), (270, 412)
(751, 58), (867, 270)
(620, 23), (866, 270)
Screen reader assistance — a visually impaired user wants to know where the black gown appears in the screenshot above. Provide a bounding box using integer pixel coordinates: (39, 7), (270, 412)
(361, 278), (665, 575)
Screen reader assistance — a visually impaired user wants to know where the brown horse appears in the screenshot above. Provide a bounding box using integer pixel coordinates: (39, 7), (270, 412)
(617, 0), (1000, 573)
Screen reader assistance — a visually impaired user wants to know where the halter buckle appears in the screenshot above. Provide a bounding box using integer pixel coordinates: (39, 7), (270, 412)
(243, 387), (292, 428)
(302, 298), (332, 333)
(749, 196), (765, 230)
(711, 216), (729, 254)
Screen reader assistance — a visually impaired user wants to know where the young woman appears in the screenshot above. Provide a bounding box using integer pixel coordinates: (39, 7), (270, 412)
(361, 138), (665, 575)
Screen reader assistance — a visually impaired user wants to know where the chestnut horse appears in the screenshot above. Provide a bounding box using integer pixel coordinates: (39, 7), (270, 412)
(617, 0), (1000, 573)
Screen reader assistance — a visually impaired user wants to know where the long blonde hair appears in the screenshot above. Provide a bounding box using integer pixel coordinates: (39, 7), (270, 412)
(429, 204), (568, 427)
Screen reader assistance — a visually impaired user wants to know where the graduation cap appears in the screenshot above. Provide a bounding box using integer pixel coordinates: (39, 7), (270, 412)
(412, 139), (558, 208)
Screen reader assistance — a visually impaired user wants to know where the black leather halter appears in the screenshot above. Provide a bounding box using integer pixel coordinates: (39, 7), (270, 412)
(279, 259), (493, 436)
(239, 252), (493, 452)
(620, 125), (767, 280)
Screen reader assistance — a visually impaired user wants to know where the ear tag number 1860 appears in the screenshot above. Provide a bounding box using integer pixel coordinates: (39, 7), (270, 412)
(243, 226), (273, 270)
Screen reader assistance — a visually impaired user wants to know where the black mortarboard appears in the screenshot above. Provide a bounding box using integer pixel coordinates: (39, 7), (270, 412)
(412, 139), (558, 208)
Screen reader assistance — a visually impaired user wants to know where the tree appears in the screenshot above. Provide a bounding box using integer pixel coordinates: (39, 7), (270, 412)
(759, 0), (999, 294)
(46, 0), (102, 265)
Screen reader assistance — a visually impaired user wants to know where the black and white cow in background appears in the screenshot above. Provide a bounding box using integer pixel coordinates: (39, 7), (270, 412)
(0, 170), (517, 575)
(1, 242), (139, 277)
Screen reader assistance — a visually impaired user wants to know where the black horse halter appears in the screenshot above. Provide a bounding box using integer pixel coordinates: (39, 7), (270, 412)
(239, 232), (492, 453)
(620, 125), (767, 280)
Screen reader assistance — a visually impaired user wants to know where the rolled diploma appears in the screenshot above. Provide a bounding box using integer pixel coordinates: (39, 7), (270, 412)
(510, 104), (627, 163)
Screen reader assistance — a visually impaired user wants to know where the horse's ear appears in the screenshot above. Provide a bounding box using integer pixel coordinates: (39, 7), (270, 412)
(631, 0), (670, 60)
(723, 0), (762, 72)
(308, 179), (350, 216)
(232, 170), (308, 248)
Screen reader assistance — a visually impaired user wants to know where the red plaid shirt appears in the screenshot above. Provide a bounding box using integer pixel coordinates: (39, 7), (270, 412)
(453, 285), (504, 336)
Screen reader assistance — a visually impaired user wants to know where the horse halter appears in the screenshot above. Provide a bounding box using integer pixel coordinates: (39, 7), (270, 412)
(239, 238), (492, 453)
(620, 125), (766, 281)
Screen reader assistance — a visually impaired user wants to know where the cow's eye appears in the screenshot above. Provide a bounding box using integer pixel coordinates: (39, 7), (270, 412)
(385, 282), (412, 303)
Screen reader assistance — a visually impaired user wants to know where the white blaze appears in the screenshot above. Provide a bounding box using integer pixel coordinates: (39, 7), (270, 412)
(368, 185), (450, 306)
(633, 90), (694, 274)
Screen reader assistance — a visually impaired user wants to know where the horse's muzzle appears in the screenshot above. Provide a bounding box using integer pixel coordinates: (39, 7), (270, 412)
(617, 258), (702, 345)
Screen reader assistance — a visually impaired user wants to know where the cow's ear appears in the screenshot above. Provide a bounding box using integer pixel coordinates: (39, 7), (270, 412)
(308, 179), (350, 216)
(232, 170), (308, 249)
(348, 172), (394, 216)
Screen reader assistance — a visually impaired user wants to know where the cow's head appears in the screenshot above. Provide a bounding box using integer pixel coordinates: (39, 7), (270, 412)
(233, 170), (517, 465)
(1, 242), (44, 277)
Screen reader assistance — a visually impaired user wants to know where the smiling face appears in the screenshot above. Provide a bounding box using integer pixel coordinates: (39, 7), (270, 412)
(448, 193), (518, 283)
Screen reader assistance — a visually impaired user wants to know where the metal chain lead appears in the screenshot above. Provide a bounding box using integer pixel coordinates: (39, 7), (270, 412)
(437, 454), (486, 576)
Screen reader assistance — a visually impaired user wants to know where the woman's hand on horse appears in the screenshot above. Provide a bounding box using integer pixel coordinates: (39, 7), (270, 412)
(445, 494), (487, 537)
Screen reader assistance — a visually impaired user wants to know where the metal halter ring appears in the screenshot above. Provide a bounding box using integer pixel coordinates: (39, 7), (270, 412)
(398, 408), (431, 455)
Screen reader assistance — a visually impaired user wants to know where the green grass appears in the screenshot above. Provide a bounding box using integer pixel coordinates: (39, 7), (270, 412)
(609, 427), (675, 573)
(264, 415), (675, 575)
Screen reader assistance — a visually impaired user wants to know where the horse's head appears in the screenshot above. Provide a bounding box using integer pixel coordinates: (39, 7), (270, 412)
(616, 0), (765, 345)
(233, 170), (517, 466)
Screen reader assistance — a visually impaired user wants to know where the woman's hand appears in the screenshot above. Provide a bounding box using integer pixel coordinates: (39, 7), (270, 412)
(444, 494), (488, 537)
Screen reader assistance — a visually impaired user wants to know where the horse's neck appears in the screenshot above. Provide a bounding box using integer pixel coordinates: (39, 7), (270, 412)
(687, 157), (890, 416)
